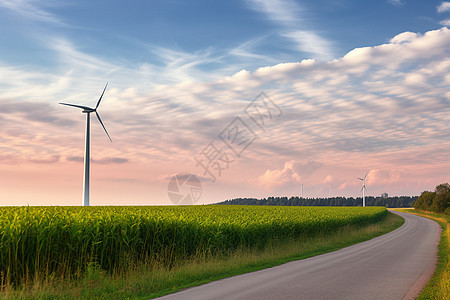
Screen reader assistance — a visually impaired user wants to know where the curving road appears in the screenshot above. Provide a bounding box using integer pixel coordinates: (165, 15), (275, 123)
(155, 211), (441, 300)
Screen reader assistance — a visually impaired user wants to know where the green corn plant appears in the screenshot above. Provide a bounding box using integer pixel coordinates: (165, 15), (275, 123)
(0, 206), (387, 287)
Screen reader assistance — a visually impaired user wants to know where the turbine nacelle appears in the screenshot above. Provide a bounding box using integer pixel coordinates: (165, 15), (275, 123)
(357, 172), (368, 182)
(82, 108), (96, 113)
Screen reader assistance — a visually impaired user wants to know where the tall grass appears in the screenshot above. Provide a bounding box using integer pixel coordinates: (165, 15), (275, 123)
(0, 206), (387, 288)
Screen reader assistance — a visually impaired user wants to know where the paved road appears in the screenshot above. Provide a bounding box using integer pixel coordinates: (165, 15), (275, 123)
(155, 211), (441, 300)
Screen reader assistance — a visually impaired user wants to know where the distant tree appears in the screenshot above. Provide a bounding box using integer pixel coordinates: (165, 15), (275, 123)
(414, 191), (435, 211)
(215, 195), (417, 208)
(375, 198), (382, 207)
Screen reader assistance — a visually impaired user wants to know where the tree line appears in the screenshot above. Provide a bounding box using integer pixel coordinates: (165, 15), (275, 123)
(414, 183), (450, 213)
(216, 196), (417, 208)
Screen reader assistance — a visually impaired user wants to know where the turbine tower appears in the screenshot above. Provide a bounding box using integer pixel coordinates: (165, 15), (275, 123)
(357, 173), (368, 207)
(59, 83), (112, 206)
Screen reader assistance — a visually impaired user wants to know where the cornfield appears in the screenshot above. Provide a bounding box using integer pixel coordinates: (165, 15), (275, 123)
(0, 205), (387, 286)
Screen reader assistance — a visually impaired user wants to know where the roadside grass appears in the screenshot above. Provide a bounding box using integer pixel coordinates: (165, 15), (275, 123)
(395, 209), (449, 300)
(0, 211), (403, 300)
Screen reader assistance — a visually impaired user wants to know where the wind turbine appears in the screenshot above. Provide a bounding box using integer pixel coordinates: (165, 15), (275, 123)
(59, 83), (112, 206)
(357, 173), (368, 207)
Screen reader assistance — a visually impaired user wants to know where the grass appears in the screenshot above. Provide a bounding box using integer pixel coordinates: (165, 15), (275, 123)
(395, 209), (449, 300)
(0, 211), (403, 300)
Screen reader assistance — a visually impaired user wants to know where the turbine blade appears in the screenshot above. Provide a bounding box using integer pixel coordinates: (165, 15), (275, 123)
(95, 112), (112, 142)
(364, 172), (368, 180)
(95, 83), (108, 109)
(59, 102), (93, 110)
(357, 177), (363, 181)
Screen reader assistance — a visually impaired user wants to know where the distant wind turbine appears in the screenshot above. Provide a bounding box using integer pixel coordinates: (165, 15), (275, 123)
(357, 173), (368, 207)
(59, 83), (112, 206)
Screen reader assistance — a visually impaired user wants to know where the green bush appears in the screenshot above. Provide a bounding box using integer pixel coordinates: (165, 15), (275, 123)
(415, 183), (450, 213)
(414, 191), (436, 210)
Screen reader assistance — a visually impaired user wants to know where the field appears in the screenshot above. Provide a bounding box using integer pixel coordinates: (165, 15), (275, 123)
(0, 205), (388, 293)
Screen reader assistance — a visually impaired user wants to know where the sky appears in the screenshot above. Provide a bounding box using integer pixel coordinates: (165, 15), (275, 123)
(0, 0), (449, 206)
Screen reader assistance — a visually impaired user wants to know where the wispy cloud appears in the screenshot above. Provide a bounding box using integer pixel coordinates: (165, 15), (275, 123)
(245, 0), (335, 60)
(437, 2), (450, 13)
(281, 31), (334, 60)
(66, 156), (128, 164)
(49, 38), (115, 72)
(0, 0), (64, 25)
(0, 100), (75, 126)
(28, 155), (60, 164)
(228, 35), (278, 62)
(147, 45), (227, 83)
(246, 0), (301, 26)
(387, 0), (405, 7)
(158, 173), (214, 183)
(440, 19), (450, 26)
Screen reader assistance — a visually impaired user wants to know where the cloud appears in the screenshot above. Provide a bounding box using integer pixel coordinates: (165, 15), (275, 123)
(49, 38), (115, 72)
(66, 156), (129, 164)
(322, 175), (348, 193)
(323, 175), (335, 184)
(390, 32), (418, 44)
(66, 156), (83, 163)
(387, 0), (405, 7)
(437, 2), (450, 13)
(94, 157), (128, 164)
(228, 35), (280, 64)
(246, 0), (301, 25)
(258, 160), (323, 189)
(0, 154), (17, 164)
(440, 19), (450, 26)
(0, 100), (76, 126)
(366, 169), (403, 186)
(147, 46), (224, 83)
(403, 72), (428, 86)
(338, 182), (349, 190)
(242, 27), (450, 180)
(28, 155), (60, 164)
(0, 154), (61, 165)
(282, 30), (334, 60)
(159, 173), (214, 183)
(245, 0), (334, 60)
(258, 162), (301, 189)
(0, 0), (64, 25)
